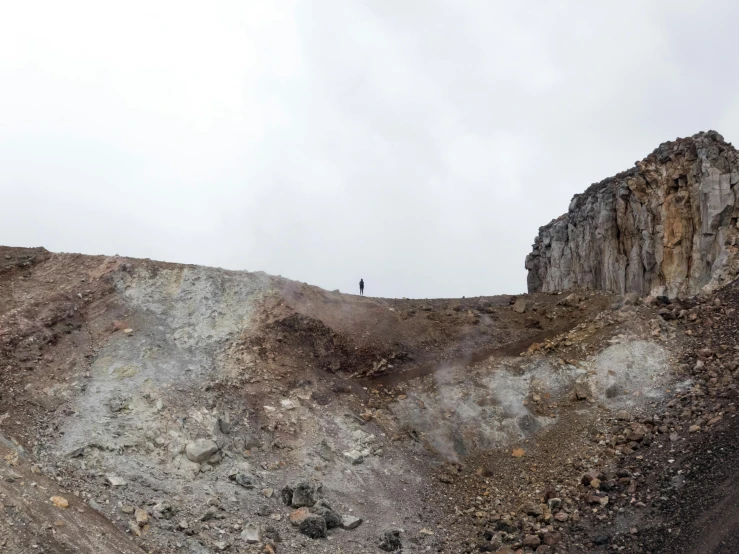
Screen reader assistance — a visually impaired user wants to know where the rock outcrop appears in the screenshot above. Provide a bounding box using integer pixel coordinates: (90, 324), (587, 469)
(526, 131), (739, 298)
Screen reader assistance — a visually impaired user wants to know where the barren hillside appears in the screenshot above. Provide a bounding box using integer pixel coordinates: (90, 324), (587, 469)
(2, 240), (737, 554)
(3, 133), (739, 554)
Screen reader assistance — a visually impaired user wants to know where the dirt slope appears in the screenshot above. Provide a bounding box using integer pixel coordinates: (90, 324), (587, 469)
(1, 245), (737, 553)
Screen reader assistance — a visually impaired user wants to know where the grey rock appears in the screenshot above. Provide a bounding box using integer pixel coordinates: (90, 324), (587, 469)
(513, 297), (528, 313)
(108, 396), (129, 412)
(233, 473), (257, 489)
(341, 514), (363, 530)
(241, 523), (260, 543)
(244, 435), (263, 450)
(526, 131), (739, 298)
(280, 485), (294, 505)
(105, 473), (126, 487)
(343, 449), (364, 465)
(217, 414), (231, 434)
(379, 529), (402, 551)
(298, 514), (327, 539)
(262, 524), (281, 543)
(316, 439), (335, 462)
(290, 480), (320, 508)
(185, 439), (219, 463)
(573, 379), (592, 401)
(312, 499), (341, 529)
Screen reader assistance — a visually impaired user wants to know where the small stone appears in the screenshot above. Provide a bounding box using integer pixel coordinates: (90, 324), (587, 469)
(241, 523), (261, 543)
(379, 529), (402, 551)
(135, 508), (149, 526)
(262, 524), (281, 543)
(298, 513), (327, 539)
(233, 473), (257, 489)
(51, 496), (69, 509)
(547, 498), (562, 510)
(185, 439), (219, 463)
(573, 379), (592, 401)
(689, 425), (701, 433)
(218, 416), (231, 434)
(280, 399), (296, 410)
(105, 474), (126, 487)
(523, 503), (543, 516)
(256, 504), (271, 517)
(200, 507), (218, 521)
(262, 488), (274, 498)
(290, 507), (311, 526)
(121, 505), (135, 514)
(522, 535), (541, 548)
(341, 515), (363, 530)
(290, 481), (319, 507)
(512, 448), (525, 458)
(343, 450), (364, 465)
(129, 521), (142, 537)
(311, 499), (341, 529)
(593, 535), (610, 546)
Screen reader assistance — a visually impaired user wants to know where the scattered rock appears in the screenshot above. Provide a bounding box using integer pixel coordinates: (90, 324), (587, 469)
(379, 529), (402, 551)
(311, 499), (341, 529)
(135, 508), (149, 527)
(105, 474), (126, 487)
(233, 473), (258, 489)
(341, 514), (363, 530)
(185, 439), (219, 463)
(291, 510), (327, 539)
(241, 523), (261, 544)
(343, 449), (364, 465)
(288, 480), (319, 508)
(50, 496), (69, 509)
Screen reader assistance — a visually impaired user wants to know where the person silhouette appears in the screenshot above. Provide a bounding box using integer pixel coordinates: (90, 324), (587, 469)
(359, 278), (364, 296)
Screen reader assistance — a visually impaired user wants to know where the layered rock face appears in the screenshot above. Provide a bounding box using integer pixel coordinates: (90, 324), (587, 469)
(526, 131), (739, 298)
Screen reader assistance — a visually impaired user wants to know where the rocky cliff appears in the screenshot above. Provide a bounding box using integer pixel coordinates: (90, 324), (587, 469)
(526, 131), (739, 298)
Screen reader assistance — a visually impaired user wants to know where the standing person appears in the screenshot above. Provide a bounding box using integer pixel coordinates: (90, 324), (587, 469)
(359, 278), (364, 296)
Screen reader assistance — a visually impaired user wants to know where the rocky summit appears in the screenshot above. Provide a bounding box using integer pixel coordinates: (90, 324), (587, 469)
(526, 131), (739, 298)
(4, 133), (739, 553)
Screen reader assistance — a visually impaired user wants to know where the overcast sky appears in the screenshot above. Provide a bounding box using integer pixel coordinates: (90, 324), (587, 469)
(1, 1), (738, 298)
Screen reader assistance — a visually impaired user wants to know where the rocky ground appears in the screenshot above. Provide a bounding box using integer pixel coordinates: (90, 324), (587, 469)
(2, 245), (738, 553)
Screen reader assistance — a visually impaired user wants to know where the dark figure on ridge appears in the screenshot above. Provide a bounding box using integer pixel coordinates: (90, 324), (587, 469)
(359, 278), (364, 296)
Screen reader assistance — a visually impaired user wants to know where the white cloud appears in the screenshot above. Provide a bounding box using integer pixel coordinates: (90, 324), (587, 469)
(0, 0), (737, 298)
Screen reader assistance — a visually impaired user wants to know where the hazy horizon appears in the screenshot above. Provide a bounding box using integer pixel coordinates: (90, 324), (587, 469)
(2, 1), (738, 298)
